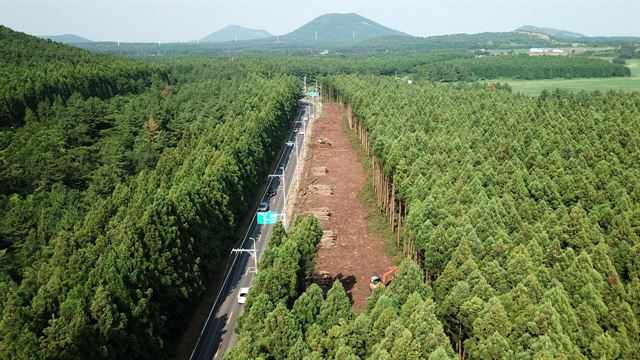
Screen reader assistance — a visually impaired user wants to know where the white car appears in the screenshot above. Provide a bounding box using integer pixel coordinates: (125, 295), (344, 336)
(238, 287), (250, 304)
(293, 128), (299, 133)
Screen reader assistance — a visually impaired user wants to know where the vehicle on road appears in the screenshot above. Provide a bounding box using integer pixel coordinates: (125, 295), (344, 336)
(267, 187), (277, 197)
(257, 202), (269, 212)
(293, 128), (299, 133)
(278, 164), (285, 172)
(237, 287), (250, 304)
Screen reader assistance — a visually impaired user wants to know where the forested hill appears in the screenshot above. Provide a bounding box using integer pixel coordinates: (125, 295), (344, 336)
(39, 34), (94, 43)
(282, 13), (407, 43)
(0, 26), (165, 127)
(515, 25), (585, 40)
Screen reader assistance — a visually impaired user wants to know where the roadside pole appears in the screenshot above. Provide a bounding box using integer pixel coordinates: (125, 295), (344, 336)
(268, 173), (287, 228)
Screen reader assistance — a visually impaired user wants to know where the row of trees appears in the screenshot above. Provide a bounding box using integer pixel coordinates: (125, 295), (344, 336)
(323, 76), (640, 359)
(165, 53), (472, 86)
(0, 26), (167, 127)
(413, 54), (630, 81)
(0, 54), (300, 358)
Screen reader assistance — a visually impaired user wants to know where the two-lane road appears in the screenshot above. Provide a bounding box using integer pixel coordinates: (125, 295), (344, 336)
(190, 99), (316, 360)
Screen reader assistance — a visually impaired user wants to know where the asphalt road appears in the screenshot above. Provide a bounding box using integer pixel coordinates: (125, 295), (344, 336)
(190, 99), (316, 360)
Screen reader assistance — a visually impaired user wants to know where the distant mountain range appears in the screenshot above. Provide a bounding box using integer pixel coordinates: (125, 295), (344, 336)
(515, 25), (586, 41)
(39, 13), (638, 56)
(281, 13), (408, 43)
(39, 34), (93, 43)
(200, 25), (271, 43)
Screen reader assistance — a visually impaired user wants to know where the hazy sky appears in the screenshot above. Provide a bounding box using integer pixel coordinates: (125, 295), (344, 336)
(1, 0), (638, 42)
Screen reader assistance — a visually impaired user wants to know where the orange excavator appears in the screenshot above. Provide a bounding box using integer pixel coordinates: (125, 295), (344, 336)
(369, 266), (397, 292)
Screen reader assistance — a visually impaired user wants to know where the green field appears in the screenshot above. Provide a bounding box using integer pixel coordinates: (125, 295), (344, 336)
(493, 59), (640, 96)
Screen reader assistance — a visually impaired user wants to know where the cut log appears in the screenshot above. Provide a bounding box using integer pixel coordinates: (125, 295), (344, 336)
(311, 166), (328, 176)
(320, 230), (337, 248)
(308, 184), (334, 196)
(306, 207), (331, 220)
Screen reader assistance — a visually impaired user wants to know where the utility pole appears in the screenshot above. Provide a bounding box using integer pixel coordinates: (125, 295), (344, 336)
(304, 75), (307, 95)
(315, 31), (318, 41)
(269, 174), (287, 228)
(232, 237), (258, 273)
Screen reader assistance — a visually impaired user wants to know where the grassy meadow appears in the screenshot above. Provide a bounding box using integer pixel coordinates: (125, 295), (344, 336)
(494, 59), (640, 96)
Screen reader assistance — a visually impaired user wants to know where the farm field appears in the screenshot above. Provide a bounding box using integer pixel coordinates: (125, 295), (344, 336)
(495, 59), (640, 95)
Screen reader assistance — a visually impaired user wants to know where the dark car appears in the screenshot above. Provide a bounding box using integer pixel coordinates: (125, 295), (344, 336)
(257, 202), (269, 212)
(267, 187), (277, 197)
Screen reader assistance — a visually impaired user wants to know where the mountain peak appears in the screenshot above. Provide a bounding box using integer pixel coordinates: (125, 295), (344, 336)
(200, 25), (271, 43)
(282, 13), (409, 43)
(39, 34), (93, 43)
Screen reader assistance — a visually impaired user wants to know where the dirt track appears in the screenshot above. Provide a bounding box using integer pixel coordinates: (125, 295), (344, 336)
(294, 103), (393, 311)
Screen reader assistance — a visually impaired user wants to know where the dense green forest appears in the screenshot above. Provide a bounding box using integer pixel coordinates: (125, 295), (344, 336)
(169, 53), (629, 89)
(168, 52), (471, 82)
(319, 77), (640, 359)
(0, 26), (167, 127)
(0, 29), (301, 357)
(413, 54), (630, 81)
(228, 77), (640, 359)
(351, 32), (553, 54)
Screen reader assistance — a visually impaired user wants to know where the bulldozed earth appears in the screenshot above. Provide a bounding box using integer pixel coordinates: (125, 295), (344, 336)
(294, 103), (393, 311)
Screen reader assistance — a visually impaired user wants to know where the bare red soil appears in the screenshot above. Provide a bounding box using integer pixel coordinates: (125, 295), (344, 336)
(295, 103), (393, 311)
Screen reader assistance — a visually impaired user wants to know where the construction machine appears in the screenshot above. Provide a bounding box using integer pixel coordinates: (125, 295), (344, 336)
(369, 266), (397, 292)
